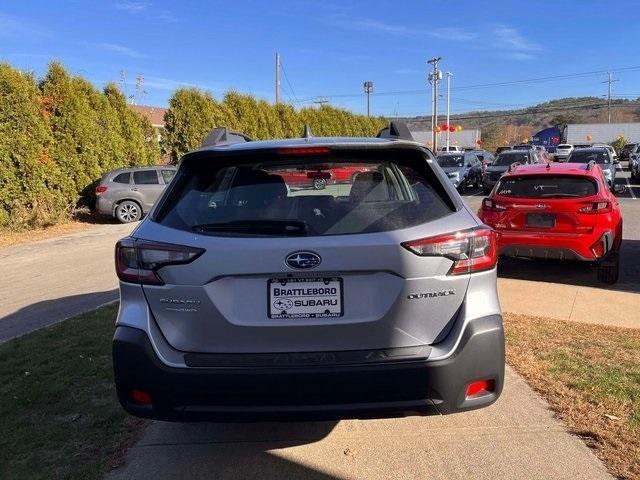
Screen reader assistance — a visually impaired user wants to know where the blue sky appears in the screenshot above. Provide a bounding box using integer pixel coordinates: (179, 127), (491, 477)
(2, 1), (640, 116)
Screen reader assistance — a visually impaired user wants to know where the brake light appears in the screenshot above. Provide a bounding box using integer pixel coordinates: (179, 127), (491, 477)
(276, 147), (330, 155)
(115, 238), (204, 285)
(401, 227), (497, 275)
(578, 201), (611, 214)
(130, 388), (153, 406)
(96, 185), (107, 194)
(482, 198), (507, 211)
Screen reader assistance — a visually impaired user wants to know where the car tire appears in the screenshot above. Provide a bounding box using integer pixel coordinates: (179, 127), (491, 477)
(313, 178), (327, 190)
(597, 252), (620, 285)
(458, 180), (467, 194)
(115, 200), (142, 223)
(483, 186), (491, 195)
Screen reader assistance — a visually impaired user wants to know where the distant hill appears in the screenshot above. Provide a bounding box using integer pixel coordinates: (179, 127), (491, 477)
(402, 96), (640, 132)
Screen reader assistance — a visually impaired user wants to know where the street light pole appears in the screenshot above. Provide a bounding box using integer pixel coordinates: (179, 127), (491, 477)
(363, 81), (374, 117)
(427, 57), (442, 151)
(445, 72), (452, 151)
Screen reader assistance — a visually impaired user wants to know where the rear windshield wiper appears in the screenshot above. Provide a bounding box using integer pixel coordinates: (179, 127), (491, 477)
(192, 220), (309, 236)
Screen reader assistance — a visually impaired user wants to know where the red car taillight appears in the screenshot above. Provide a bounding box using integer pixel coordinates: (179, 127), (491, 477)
(115, 238), (204, 285)
(578, 201), (611, 214)
(401, 227), (497, 275)
(481, 198), (507, 211)
(96, 185), (107, 194)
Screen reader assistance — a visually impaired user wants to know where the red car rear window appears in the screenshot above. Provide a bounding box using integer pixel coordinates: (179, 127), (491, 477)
(495, 175), (598, 198)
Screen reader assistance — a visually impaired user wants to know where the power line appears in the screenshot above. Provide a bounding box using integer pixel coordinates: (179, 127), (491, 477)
(279, 60), (300, 106)
(296, 64), (640, 103)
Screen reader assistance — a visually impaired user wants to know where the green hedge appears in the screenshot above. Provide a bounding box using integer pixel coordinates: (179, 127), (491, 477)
(162, 89), (387, 163)
(0, 62), (159, 228)
(0, 61), (386, 229)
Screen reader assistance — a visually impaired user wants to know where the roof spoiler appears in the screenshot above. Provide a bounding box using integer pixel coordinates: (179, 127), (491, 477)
(376, 121), (415, 141)
(202, 127), (252, 147)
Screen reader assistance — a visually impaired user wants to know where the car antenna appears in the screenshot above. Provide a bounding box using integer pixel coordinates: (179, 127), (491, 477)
(546, 162), (551, 169)
(302, 124), (313, 139)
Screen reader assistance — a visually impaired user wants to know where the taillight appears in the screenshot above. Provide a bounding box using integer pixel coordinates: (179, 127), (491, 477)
(401, 227), (497, 275)
(482, 198), (507, 211)
(96, 185), (107, 194)
(466, 379), (495, 399)
(578, 201), (611, 214)
(115, 238), (204, 285)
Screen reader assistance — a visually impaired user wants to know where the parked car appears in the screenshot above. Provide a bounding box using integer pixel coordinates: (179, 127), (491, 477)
(513, 144), (534, 151)
(630, 144), (640, 180)
(435, 151), (483, 193)
(96, 166), (177, 223)
(272, 166), (374, 190)
(620, 143), (637, 162)
(567, 147), (617, 190)
(478, 162), (623, 284)
(553, 144), (573, 162)
(440, 145), (463, 152)
(482, 150), (538, 194)
(112, 124), (505, 421)
(495, 146), (513, 155)
(573, 143), (593, 149)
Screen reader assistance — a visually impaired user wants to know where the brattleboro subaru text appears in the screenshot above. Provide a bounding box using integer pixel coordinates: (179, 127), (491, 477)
(112, 124), (505, 421)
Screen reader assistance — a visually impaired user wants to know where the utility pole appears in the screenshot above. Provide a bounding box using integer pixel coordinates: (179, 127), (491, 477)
(603, 71), (618, 124)
(363, 81), (374, 117)
(445, 72), (453, 150)
(275, 52), (281, 104)
(312, 96), (329, 107)
(427, 57), (442, 151)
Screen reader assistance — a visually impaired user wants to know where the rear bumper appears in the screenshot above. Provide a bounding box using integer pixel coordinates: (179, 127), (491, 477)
(497, 230), (614, 261)
(113, 314), (505, 422)
(96, 196), (115, 216)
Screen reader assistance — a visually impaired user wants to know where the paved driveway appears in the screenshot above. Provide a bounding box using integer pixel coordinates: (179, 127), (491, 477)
(107, 368), (611, 480)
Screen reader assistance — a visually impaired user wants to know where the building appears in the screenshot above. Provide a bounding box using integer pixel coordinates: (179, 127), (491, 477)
(565, 122), (640, 144)
(130, 105), (167, 130)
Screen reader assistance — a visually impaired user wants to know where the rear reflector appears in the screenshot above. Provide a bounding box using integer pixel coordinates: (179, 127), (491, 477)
(276, 147), (330, 155)
(466, 379), (495, 398)
(96, 185), (107, 194)
(130, 388), (153, 406)
(115, 238), (204, 285)
(401, 227), (497, 275)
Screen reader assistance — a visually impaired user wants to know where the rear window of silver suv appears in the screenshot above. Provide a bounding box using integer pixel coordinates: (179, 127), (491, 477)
(155, 152), (454, 237)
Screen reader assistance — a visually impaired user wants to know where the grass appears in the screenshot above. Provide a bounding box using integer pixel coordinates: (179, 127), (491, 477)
(0, 304), (147, 480)
(504, 313), (640, 480)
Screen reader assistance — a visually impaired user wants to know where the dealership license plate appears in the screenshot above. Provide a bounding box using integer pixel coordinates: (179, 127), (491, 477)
(268, 277), (343, 319)
(526, 213), (555, 228)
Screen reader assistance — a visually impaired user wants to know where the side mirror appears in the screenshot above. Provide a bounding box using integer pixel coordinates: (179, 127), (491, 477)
(614, 184), (626, 194)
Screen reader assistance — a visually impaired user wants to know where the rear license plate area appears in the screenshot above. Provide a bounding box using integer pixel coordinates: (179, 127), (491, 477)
(526, 213), (555, 228)
(268, 277), (343, 319)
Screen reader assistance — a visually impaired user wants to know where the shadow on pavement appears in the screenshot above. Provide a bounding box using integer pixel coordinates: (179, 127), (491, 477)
(109, 420), (346, 480)
(0, 289), (119, 342)
(497, 239), (640, 294)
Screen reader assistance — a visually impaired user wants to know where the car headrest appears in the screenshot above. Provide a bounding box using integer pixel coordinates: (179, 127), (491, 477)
(349, 171), (387, 202)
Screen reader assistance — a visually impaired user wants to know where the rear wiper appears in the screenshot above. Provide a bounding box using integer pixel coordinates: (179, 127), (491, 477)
(192, 220), (309, 236)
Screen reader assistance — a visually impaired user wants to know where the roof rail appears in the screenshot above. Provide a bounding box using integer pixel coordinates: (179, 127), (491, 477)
(201, 127), (252, 148)
(508, 162), (522, 172)
(376, 120), (414, 141)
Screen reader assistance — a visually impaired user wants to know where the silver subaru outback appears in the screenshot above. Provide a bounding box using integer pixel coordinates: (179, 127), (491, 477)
(112, 124), (504, 421)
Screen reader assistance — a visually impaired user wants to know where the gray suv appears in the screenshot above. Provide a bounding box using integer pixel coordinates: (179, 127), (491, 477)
(112, 124), (504, 421)
(567, 147), (617, 190)
(96, 166), (176, 223)
(435, 151), (483, 193)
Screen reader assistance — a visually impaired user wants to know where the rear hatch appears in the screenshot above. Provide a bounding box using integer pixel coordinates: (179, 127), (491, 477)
(128, 145), (481, 354)
(489, 174), (600, 234)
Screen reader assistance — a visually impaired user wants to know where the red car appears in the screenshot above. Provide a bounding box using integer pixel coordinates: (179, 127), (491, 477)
(478, 162), (622, 283)
(272, 165), (374, 190)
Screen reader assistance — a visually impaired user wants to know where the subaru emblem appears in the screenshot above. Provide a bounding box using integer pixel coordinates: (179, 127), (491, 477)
(285, 251), (321, 269)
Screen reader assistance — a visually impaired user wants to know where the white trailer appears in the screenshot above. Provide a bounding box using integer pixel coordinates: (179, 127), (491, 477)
(410, 128), (481, 150)
(566, 123), (640, 144)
